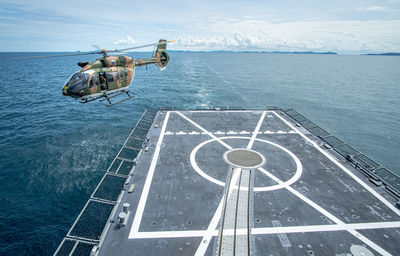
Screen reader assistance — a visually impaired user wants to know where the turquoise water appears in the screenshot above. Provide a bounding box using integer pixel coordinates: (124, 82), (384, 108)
(0, 52), (399, 255)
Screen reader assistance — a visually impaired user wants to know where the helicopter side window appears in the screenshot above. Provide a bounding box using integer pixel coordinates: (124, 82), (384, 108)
(89, 74), (99, 88)
(106, 72), (114, 82)
(106, 72), (119, 83)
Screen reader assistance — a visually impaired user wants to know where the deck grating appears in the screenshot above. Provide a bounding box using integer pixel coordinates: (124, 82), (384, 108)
(107, 159), (122, 173)
(125, 137), (144, 150)
(118, 148), (139, 161)
(54, 239), (76, 256)
(93, 174), (126, 202)
(323, 136), (345, 147)
(118, 161), (134, 175)
(130, 127), (148, 140)
(69, 200), (114, 240)
(72, 242), (95, 256)
(55, 107), (400, 256)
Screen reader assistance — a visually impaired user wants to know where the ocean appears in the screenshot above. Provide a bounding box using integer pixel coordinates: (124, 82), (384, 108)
(0, 52), (399, 255)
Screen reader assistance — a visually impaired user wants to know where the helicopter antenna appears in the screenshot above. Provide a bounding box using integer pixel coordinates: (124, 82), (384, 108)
(8, 40), (176, 60)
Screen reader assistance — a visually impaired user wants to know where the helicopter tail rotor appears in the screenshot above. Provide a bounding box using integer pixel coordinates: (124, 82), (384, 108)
(154, 39), (171, 71)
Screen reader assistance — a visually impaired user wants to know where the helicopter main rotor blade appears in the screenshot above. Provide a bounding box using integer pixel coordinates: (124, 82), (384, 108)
(107, 40), (176, 53)
(91, 44), (102, 50)
(8, 51), (101, 60)
(8, 40), (176, 60)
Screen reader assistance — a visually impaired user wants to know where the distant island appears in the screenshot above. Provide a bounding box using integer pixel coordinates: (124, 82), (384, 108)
(269, 51), (337, 55)
(169, 50), (338, 55)
(362, 52), (400, 56)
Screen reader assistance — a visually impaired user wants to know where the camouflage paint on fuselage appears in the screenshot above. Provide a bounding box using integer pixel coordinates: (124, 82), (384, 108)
(62, 39), (169, 100)
(63, 55), (136, 98)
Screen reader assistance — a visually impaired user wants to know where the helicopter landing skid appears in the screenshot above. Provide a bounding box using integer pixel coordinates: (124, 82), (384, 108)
(80, 90), (134, 106)
(100, 90), (134, 107)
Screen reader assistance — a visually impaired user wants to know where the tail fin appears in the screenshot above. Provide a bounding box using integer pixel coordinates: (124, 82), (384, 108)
(155, 39), (170, 71)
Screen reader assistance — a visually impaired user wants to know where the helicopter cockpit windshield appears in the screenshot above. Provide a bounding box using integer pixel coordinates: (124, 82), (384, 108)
(65, 71), (92, 94)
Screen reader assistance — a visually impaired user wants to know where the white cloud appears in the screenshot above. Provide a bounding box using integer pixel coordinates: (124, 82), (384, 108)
(178, 34), (326, 51)
(1, 0), (399, 53)
(177, 19), (400, 53)
(113, 35), (136, 45)
(356, 6), (387, 11)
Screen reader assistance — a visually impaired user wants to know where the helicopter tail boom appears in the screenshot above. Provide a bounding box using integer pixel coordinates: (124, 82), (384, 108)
(155, 39), (170, 68)
(135, 39), (170, 70)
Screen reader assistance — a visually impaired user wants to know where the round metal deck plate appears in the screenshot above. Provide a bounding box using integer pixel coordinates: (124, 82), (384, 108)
(223, 148), (265, 169)
(350, 245), (374, 256)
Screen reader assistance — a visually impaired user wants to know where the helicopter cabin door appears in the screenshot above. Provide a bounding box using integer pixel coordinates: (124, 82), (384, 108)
(98, 72), (108, 91)
(105, 69), (122, 91)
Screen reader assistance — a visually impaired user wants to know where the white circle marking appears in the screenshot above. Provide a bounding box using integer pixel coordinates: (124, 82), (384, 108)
(190, 136), (303, 192)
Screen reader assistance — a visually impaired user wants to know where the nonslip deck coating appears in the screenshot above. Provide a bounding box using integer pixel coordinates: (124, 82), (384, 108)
(97, 110), (400, 255)
(61, 110), (400, 256)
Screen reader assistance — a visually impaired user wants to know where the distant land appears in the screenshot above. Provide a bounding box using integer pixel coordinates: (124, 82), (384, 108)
(362, 52), (400, 56)
(169, 50), (338, 55)
(270, 51), (337, 55)
(5, 51), (400, 56)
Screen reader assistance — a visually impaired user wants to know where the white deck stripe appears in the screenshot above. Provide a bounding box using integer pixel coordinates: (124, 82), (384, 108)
(129, 221), (400, 239)
(257, 167), (391, 255)
(187, 110), (274, 113)
(175, 111), (235, 255)
(194, 169), (242, 256)
(128, 110), (399, 256)
(129, 111), (170, 237)
(272, 111), (400, 217)
(175, 111), (232, 149)
(258, 166), (348, 225)
(253, 221), (400, 235)
(164, 130), (298, 136)
(177, 110), (391, 255)
(247, 111), (266, 149)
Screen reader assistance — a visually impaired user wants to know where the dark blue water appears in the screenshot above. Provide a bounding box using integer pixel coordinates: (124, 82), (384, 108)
(0, 52), (399, 255)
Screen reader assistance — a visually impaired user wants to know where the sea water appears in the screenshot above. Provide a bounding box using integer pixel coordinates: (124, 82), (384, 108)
(0, 52), (399, 255)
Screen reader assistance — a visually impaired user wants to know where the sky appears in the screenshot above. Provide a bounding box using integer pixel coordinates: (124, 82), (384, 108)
(0, 0), (399, 54)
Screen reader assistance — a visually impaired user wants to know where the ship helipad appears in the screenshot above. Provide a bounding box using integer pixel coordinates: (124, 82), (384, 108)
(55, 107), (400, 256)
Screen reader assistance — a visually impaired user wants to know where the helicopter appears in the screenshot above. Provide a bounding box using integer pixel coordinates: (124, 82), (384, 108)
(10, 39), (174, 106)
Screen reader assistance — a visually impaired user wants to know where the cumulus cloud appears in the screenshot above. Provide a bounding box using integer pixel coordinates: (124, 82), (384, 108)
(113, 35), (136, 45)
(356, 6), (387, 11)
(178, 34), (325, 51)
(177, 19), (400, 53)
